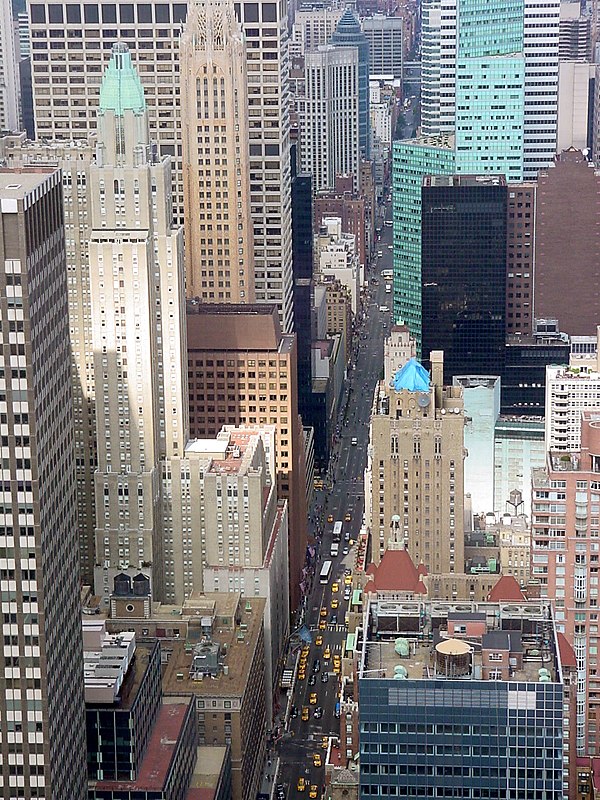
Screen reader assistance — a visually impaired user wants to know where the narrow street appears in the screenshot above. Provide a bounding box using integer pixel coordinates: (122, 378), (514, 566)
(271, 203), (394, 798)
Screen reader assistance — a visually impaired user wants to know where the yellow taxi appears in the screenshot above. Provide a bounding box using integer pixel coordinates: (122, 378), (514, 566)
(332, 582), (339, 593)
(297, 777), (306, 792)
(315, 635), (323, 646)
(323, 646), (331, 660)
(298, 670), (306, 681)
(301, 706), (309, 721)
(333, 657), (341, 675)
(320, 607), (327, 618)
(331, 598), (338, 609)
(313, 753), (322, 767)
(327, 514), (334, 523)
(321, 736), (329, 750)
(319, 620), (327, 630)
(345, 512), (351, 522)
(309, 692), (317, 704)
(301, 645), (310, 655)
(344, 575), (352, 586)
(309, 786), (318, 799)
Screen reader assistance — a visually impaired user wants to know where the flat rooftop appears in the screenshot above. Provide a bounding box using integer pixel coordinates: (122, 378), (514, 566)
(423, 174), (506, 188)
(92, 702), (191, 792)
(0, 166), (58, 198)
(162, 597), (265, 698)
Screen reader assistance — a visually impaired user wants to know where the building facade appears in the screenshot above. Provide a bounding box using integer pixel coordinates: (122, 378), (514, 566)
(89, 45), (188, 603)
(362, 15), (403, 79)
(505, 182), (536, 336)
(300, 45), (360, 192)
(179, 0), (255, 303)
(421, 175), (507, 382)
(0, 0), (20, 132)
(367, 351), (465, 567)
(0, 168), (88, 796)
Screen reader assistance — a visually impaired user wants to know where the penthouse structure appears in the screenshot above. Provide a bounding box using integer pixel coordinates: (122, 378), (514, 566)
(358, 596), (577, 799)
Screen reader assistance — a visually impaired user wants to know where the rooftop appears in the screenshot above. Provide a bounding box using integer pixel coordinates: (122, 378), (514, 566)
(162, 597), (265, 699)
(99, 43), (145, 116)
(0, 167), (59, 203)
(92, 703), (191, 792)
(187, 303), (292, 354)
(423, 174), (506, 188)
(391, 357), (430, 393)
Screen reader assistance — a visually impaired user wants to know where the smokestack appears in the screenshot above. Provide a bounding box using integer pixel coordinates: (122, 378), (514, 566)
(430, 350), (444, 409)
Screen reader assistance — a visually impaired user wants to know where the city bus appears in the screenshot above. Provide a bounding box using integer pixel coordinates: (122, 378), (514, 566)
(332, 521), (343, 542)
(319, 560), (333, 584)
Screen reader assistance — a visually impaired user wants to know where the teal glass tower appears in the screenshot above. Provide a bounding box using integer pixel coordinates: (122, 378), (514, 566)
(393, 0), (525, 350)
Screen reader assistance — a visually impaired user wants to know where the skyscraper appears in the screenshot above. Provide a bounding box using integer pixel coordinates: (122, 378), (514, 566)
(28, 0), (294, 329)
(89, 44), (187, 603)
(362, 15), (404, 80)
(180, 0), (255, 303)
(0, 0), (20, 132)
(300, 45), (360, 192)
(421, 175), (507, 381)
(0, 167), (87, 796)
(330, 8), (370, 159)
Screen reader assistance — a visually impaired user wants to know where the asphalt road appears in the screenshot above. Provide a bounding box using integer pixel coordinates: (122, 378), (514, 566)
(275, 205), (394, 797)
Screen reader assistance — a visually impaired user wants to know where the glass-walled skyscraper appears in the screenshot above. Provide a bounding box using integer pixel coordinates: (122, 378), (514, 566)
(331, 8), (370, 159)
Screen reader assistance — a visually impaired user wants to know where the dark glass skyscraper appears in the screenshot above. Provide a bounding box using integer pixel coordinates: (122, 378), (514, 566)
(331, 8), (370, 158)
(421, 175), (508, 383)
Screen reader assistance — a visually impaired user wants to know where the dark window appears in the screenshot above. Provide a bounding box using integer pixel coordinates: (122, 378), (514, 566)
(84, 4), (99, 23)
(244, 2), (259, 22)
(30, 4), (46, 23)
(66, 4), (81, 23)
(250, 144), (262, 156)
(173, 3), (187, 23)
(119, 3), (134, 22)
(102, 3), (116, 22)
(265, 144), (279, 156)
(137, 3), (152, 22)
(48, 4), (64, 23)
(263, 2), (277, 21)
(234, 3), (241, 21)
(155, 3), (170, 22)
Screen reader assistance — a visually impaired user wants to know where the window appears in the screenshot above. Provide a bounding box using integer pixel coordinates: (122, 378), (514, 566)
(263, 2), (277, 21)
(119, 3), (134, 22)
(66, 4), (82, 23)
(48, 3), (63, 22)
(102, 4), (117, 23)
(31, 4), (46, 22)
(137, 3), (152, 23)
(155, 3), (170, 21)
(244, 2), (259, 22)
(84, 4), (100, 23)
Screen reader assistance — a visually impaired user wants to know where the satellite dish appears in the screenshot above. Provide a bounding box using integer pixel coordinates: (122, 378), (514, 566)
(417, 393), (430, 407)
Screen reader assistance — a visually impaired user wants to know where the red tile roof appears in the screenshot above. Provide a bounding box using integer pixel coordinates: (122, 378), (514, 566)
(486, 575), (525, 603)
(367, 548), (427, 594)
(593, 757), (600, 791)
(94, 703), (189, 791)
(557, 632), (577, 669)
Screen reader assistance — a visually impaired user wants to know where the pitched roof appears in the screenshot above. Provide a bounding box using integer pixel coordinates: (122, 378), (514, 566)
(557, 632), (577, 669)
(391, 357), (430, 393)
(367, 547), (427, 594)
(99, 43), (145, 116)
(486, 574), (526, 602)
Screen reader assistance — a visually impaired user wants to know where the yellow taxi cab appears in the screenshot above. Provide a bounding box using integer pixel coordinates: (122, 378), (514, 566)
(301, 706), (309, 721)
(323, 646), (331, 660)
(345, 512), (351, 522)
(313, 753), (322, 767)
(319, 620), (327, 630)
(327, 514), (334, 523)
(309, 785), (318, 799)
(321, 736), (329, 750)
(333, 659), (341, 675)
(309, 692), (317, 704)
(344, 575), (352, 586)
(297, 777), (306, 792)
(298, 670), (306, 681)
(345, 614), (349, 627)
(315, 635), (323, 646)
(320, 607), (327, 618)
(332, 582), (339, 593)
(331, 598), (338, 609)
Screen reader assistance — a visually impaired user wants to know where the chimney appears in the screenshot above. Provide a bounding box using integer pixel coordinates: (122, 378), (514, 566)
(430, 350), (444, 408)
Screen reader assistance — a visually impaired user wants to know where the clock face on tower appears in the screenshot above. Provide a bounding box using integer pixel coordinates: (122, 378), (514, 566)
(417, 393), (430, 408)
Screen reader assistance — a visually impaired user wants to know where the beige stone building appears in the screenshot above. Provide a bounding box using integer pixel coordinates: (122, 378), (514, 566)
(89, 45), (188, 603)
(366, 351), (466, 569)
(322, 277), (353, 362)
(180, 0), (255, 303)
(0, 132), (98, 583)
(187, 303), (307, 610)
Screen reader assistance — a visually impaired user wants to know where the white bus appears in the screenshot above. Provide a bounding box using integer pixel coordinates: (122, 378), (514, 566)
(332, 521), (343, 542)
(381, 269), (393, 279)
(319, 560), (333, 584)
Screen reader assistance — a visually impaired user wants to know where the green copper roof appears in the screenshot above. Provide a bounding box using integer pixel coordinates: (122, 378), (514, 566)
(99, 42), (146, 116)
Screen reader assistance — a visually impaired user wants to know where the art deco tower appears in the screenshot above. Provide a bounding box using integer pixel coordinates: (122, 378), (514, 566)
(180, 0), (255, 303)
(89, 44), (187, 603)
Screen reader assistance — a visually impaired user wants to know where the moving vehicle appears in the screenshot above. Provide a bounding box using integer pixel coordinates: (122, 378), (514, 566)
(327, 514), (334, 523)
(308, 674), (316, 686)
(351, 437), (358, 446)
(381, 269), (393, 279)
(309, 692), (318, 704)
(313, 753), (322, 767)
(315, 635), (323, 646)
(331, 598), (338, 609)
(319, 560), (333, 584)
(344, 574), (352, 585)
(322, 736), (329, 749)
(344, 587), (351, 601)
(344, 512), (351, 522)
(385, 284), (392, 293)
(377, 250), (383, 257)
(320, 607), (327, 618)
(332, 582), (339, 593)
(313, 659), (321, 672)
(321, 672), (329, 683)
(332, 521), (343, 542)
(330, 542), (339, 558)
(384, 220), (393, 226)
(297, 777), (306, 792)
(379, 305), (389, 312)
(309, 786), (318, 799)
(302, 707), (309, 721)
(314, 706), (323, 719)
(324, 646), (331, 660)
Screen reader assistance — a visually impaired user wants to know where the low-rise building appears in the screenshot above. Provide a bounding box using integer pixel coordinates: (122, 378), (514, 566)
(315, 217), (361, 313)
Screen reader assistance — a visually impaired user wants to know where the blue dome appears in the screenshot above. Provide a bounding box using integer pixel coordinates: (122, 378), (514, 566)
(391, 358), (430, 393)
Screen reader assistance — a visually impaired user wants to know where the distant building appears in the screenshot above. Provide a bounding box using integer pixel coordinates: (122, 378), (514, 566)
(505, 182), (536, 335)
(494, 416), (546, 517)
(314, 176), (368, 270)
(453, 376), (501, 516)
(315, 217), (361, 314)
(362, 15), (403, 79)
(367, 351), (465, 567)
(383, 325), (416, 387)
(535, 150), (600, 336)
(559, 1), (590, 60)
(357, 595), (577, 799)
(0, 0), (19, 131)
(421, 175), (507, 382)
(290, 5), (343, 56)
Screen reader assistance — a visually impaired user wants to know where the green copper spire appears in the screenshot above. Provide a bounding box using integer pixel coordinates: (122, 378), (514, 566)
(99, 42), (146, 116)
